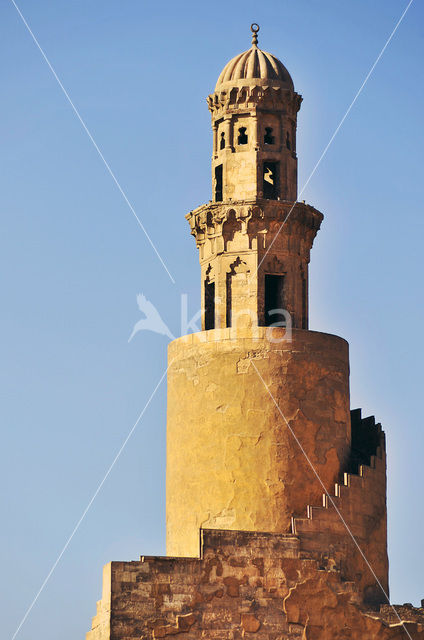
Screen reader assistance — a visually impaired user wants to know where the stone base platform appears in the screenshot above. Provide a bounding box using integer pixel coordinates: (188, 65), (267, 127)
(86, 529), (424, 640)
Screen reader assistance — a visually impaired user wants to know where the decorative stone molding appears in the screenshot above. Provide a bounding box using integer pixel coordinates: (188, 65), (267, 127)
(186, 200), (323, 255)
(263, 254), (285, 274)
(228, 256), (249, 275)
(205, 263), (214, 281)
(207, 85), (302, 117)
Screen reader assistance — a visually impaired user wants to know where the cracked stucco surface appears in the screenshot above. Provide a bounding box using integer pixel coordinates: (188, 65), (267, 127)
(166, 328), (350, 558)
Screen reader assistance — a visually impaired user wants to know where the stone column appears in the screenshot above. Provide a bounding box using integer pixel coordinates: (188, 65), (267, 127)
(251, 113), (259, 150)
(212, 122), (218, 157)
(223, 116), (232, 150)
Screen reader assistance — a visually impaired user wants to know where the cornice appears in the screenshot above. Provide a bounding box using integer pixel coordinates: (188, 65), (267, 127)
(207, 86), (302, 117)
(186, 200), (323, 251)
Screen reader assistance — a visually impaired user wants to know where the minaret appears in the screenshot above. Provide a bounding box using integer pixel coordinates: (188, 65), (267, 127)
(88, 28), (424, 640)
(187, 24), (321, 332)
(166, 25), (388, 603)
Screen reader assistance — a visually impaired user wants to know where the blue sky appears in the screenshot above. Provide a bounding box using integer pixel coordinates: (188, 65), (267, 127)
(1, 1), (423, 638)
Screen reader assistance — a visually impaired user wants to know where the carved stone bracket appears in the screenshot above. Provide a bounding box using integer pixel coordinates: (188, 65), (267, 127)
(186, 200), (323, 254)
(207, 85), (302, 118)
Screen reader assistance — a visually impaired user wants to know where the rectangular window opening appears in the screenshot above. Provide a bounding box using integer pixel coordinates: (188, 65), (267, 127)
(301, 275), (307, 330)
(265, 274), (285, 327)
(226, 273), (232, 328)
(263, 161), (279, 200)
(215, 164), (223, 202)
(205, 281), (215, 330)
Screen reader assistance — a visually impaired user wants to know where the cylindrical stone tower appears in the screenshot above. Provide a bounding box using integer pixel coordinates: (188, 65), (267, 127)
(166, 25), (351, 557)
(166, 28), (387, 605)
(167, 328), (351, 557)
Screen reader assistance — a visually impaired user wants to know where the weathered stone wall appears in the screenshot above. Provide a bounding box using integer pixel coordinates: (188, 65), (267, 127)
(86, 529), (423, 640)
(166, 328), (351, 558)
(291, 414), (388, 604)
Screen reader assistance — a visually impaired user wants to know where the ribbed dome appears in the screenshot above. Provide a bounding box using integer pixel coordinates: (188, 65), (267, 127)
(215, 32), (294, 92)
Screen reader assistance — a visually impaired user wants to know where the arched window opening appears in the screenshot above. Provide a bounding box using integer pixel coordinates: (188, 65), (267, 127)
(215, 164), (223, 202)
(263, 161), (279, 200)
(286, 131), (291, 150)
(264, 127), (274, 145)
(226, 273), (232, 328)
(238, 127), (248, 145)
(204, 280), (215, 330)
(220, 132), (225, 150)
(264, 274), (285, 327)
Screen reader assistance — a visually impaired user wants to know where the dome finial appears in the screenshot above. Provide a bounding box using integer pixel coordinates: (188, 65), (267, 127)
(251, 23), (260, 47)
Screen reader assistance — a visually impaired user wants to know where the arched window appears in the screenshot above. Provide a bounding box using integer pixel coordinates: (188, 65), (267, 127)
(264, 127), (274, 145)
(226, 273), (232, 328)
(264, 274), (285, 327)
(204, 279), (215, 330)
(263, 161), (279, 200)
(214, 164), (223, 202)
(286, 131), (291, 150)
(220, 132), (225, 150)
(238, 127), (248, 145)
